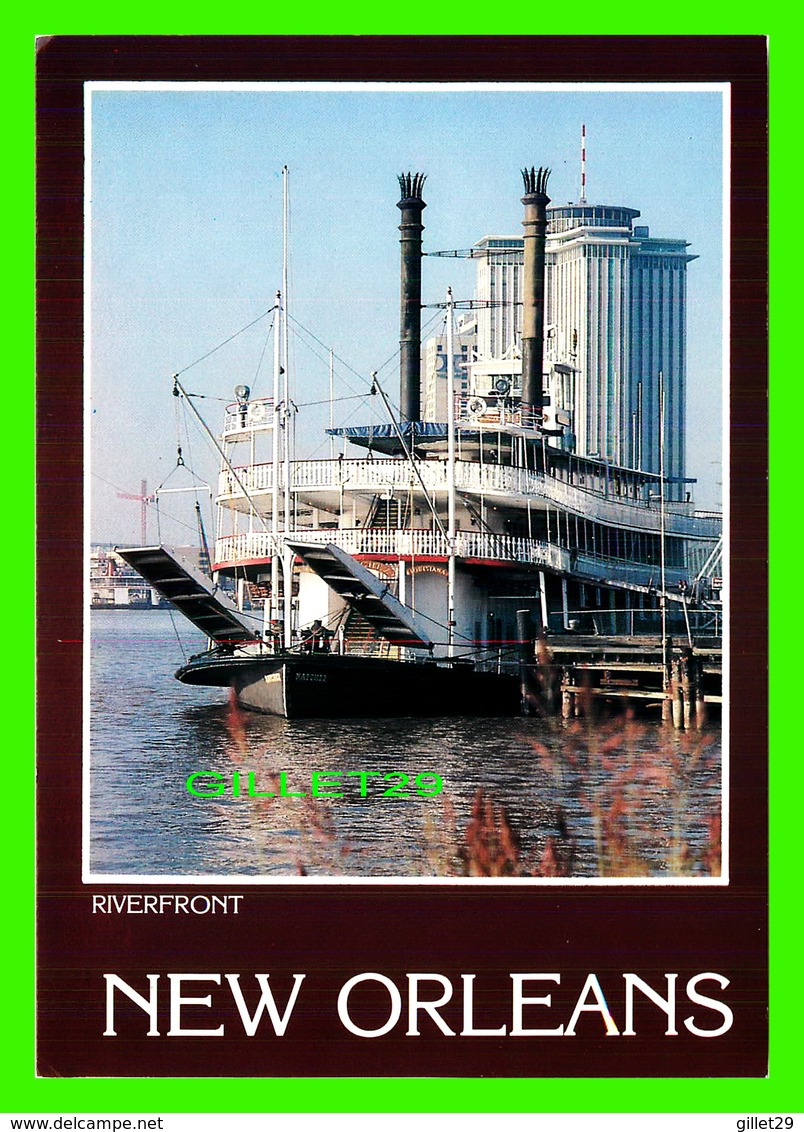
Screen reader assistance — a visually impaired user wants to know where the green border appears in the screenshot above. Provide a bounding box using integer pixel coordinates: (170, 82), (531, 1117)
(13, 16), (791, 1116)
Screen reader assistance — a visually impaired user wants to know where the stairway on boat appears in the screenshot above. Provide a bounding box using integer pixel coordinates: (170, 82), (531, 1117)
(342, 608), (400, 660)
(366, 493), (410, 532)
(337, 494), (409, 658)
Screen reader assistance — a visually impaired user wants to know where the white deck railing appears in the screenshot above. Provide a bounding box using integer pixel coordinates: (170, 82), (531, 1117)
(221, 398), (276, 438)
(217, 458), (721, 540)
(213, 528), (686, 590)
(215, 527), (567, 570)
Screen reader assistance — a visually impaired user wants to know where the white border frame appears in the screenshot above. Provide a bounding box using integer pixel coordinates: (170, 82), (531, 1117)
(83, 80), (731, 887)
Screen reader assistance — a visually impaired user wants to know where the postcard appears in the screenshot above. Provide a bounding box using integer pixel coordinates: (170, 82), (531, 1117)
(34, 35), (768, 1083)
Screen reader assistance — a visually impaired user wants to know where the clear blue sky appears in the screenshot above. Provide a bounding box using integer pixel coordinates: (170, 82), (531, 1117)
(89, 83), (725, 544)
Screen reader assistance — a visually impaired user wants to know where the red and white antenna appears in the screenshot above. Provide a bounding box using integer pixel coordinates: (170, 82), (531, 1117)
(580, 122), (587, 203)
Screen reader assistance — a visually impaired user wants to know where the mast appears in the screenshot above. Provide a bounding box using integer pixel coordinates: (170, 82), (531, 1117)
(271, 289), (281, 627)
(281, 164), (293, 648)
(329, 348), (335, 460)
(446, 288), (456, 657)
(659, 370), (668, 667)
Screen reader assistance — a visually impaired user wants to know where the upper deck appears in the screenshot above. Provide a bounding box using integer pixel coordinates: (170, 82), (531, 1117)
(215, 455), (721, 542)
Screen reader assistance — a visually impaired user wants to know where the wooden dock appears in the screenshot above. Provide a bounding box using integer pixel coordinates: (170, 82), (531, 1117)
(525, 635), (722, 729)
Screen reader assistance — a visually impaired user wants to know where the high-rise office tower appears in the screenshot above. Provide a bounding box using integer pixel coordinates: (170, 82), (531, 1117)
(468, 203), (696, 495)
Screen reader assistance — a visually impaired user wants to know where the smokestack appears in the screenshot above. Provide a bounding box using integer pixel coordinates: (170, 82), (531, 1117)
(397, 172), (426, 423)
(520, 166), (551, 420)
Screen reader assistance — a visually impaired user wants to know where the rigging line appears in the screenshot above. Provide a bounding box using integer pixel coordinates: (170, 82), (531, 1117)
(173, 379), (183, 453)
(387, 602), (475, 645)
(166, 606), (190, 665)
(369, 372), (449, 544)
(285, 312), (394, 404)
(337, 393), (382, 432)
(172, 375), (272, 534)
(251, 309), (277, 395)
(184, 393), (234, 402)
(286, 321), (330, 368)
(303, 395), (376, 459)
(180, 393), (199, 483)
(172, 304), (277, 377)
(285, 306), (444, 422)
(286, 326), (367, 399)
(178, 401), (211, 538)
(288, 303), (444, 385)
(294, 393), (365, 410)
(286, 323), (367, 399)
(153, 399), (214, 503)
(286, 312), (368, 386)
(179, 399), (231, 469)
(371, 307), (444, 381)
(92, 471), (202, 540)
(370, 307), (445, 392)
(370, 347), (400, 379)
(422, 305), (447, 334)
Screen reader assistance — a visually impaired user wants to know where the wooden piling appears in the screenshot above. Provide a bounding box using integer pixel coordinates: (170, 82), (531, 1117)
(662, 635), (673, 724)
(531, 635), (720, 726)
(671, 657), (683, 729)
(680, 648), (693, 730)
(694, 654), (707, 729)
(562, 667), (573, 720)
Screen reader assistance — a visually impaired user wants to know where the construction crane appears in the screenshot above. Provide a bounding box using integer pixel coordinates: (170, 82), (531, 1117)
(117, 480), (155, 547)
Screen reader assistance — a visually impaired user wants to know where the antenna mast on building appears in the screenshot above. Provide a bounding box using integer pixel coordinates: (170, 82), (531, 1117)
(580, 123), (587, 204)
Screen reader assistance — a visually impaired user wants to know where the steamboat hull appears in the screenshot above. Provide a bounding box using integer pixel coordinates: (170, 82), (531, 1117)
(175, 652), (520, 719)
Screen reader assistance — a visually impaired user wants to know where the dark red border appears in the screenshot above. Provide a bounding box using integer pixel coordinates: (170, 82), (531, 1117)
(36, 36), (768, 1078)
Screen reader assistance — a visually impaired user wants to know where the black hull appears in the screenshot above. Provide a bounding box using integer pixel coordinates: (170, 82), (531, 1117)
(175, 652), (520, 719)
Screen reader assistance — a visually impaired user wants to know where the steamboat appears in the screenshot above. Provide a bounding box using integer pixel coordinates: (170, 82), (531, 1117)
(119, 166), (722, 718)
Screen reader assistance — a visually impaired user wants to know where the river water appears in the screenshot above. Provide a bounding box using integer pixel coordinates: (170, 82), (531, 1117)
(89, 610), (723, 881)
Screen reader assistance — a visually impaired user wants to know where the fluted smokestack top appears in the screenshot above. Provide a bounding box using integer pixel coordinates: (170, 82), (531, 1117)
(521, 166), (551, 199)
(397, 172), (427, 207)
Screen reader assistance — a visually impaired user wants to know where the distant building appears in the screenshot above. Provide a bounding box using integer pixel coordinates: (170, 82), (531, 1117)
(90, 546), (157, 607)
(421, 323), (474, 421)
(424, 203), (696, 499)
(546, 204), (695, 493)
(90, 545), (204, 607)
(474, 236), (524, 361)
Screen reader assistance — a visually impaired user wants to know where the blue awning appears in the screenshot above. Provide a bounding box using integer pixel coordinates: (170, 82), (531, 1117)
(327, 422), (448, 439)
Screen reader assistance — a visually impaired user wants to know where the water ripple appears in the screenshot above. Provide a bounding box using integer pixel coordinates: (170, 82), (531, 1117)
(90, 610), (722, 880)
